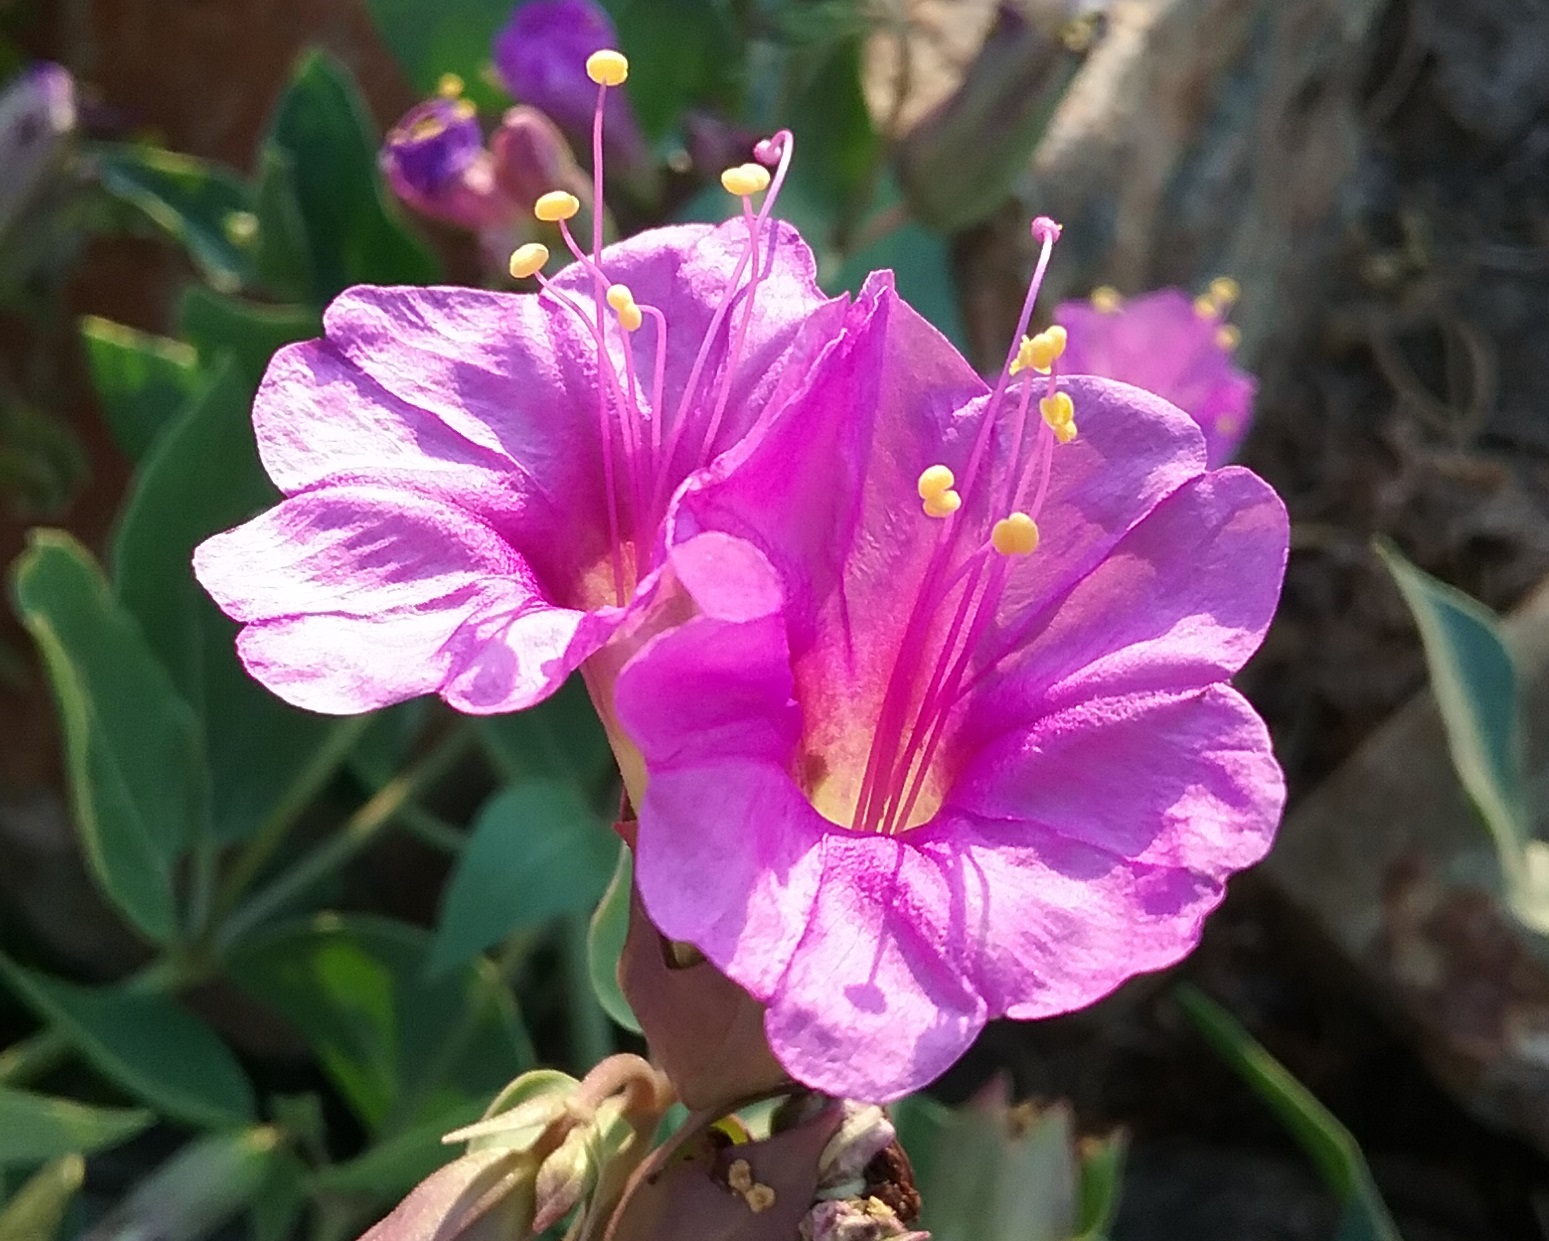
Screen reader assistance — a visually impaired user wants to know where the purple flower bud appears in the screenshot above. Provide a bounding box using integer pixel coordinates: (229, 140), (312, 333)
(489, 104), (589, 211)
(383, 97), (482, 200)
(492, 0), (650, 186)
(0, 62), (77, 238)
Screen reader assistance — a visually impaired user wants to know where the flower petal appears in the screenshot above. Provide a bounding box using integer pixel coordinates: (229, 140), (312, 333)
(193, 483), (605, 714)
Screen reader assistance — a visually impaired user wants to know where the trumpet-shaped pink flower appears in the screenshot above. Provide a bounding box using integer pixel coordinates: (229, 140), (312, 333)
(1055, 285), (1256, 467)
(196, 60), (839, 744)
(616, 227), (1288, 1101)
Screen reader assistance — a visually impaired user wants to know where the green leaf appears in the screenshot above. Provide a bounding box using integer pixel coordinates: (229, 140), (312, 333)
(0, 1087), (152, 1167)
(177, 286), (320, 388)
(835, 201), (966, 349)
(252, 144), (314, 303)
(1176, 984), (1401, 1241)
(586, 844), (641, 1034)
(780, 36), (879, 222)
(78, 317), (204, 463)
(0, 1155), (83, 1241)
(1375, 539), (1535, 902)
(94, 144), (255, 291)
(477, 675), (615, 792)
(307, 1100), (481, 1200)
(112, 360), (351, 846)
(614, 0), (740, 140)
(251, 1149), (309, 1241)
(264, 50), (438, 300)
(429, 781), (618, 975)
(90, 1128), (281, 1241)
(230, 915), (533, 1133)
(0, 960), (254, 1129)
(9, 531), (208, 942)
(360, 0), (513, 112)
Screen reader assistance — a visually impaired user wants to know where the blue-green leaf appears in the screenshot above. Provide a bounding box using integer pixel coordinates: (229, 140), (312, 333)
(78, 317), (204, 463)
(9, 531), (208, 942)
(92, 1128), (281, 1241)
(0, 1087), (152, 1167)
(177, 286), (319, 388)
(0, 960), (254, 1129)
(477, 675), (614, 791)
(0, 1156), (83, 1241)
(360, 0), (513, 112)
(1375, 538), (1544, 928)
(94, 144), (255, 291)
(614, 0), (740, 141)
(264, 50), (438, 300)
(429, 781), (619, 975)
(1176, 985), (1400, 1241)
(251, 144), (314, 303)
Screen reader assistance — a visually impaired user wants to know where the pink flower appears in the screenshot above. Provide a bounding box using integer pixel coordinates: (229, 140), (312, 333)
(1055, 284), (1256, 467)
(615, 226), (1288, 1101)
(196, 56), (838, 756)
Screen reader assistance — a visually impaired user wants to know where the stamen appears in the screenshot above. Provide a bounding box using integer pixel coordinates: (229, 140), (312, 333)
(437, 73), (464, 98)
(990, 512), (1039, 556)
(721, 163), (771, 197)
(534, 190), (581, 222)
(1010, 325), (1067, 376)
(1193, 294), (1219, 319)
(1090, 285), (1122, 313)
(916, 465), (955, 499)
(1208, 276), (1240, 306)
(1039, 391), (1074, 430)
(922, 490), (961, 519)
(606, 283), (644, 331)
(508, 242), (549, 279)
(585, 49), (629, 86)
(1215, 324), (1241, 350)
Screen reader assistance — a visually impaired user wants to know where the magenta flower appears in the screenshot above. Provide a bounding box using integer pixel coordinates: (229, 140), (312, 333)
(196, 56), (836, 753)
(615, 226), (1288, 1101)
(1055, 284), (1256, 468)
(493, 0), (648, 182)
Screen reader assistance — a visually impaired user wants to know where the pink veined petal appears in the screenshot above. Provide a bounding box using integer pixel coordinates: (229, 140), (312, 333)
(192, 483), (608, 714)
(763, 831), (987, 1103)
(962, 466), (1289, 735)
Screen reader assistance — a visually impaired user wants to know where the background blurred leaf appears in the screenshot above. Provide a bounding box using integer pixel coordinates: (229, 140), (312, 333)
(264, 51), (438, 301)
(477, 676), (614, 792)
(429, 781), (618, 975)
(1375, 538), (1540, 926)
(0, 1088), (152, 1167)
(779, 35), (878, 223)
(835, 201), (966, 349)
(94, 144), (255, 292)
(615, 0), (740, 140)
(1176, 985), (1401, 1241)
(84, 1128), (281, 1241)
(10, 531), (208, 942)
(251, 145), (314, 303)
(0, 960), (255, 1129)
(177, 287), (319, 388)
(229, 915), (533, 1134)
(586, 844), (641, 1034)
(360, 0), (512, 112)
(112, 361), (352, 846)
(78, 316), (204, 463)
(0, 1155), (83, 1241)
(306, 1101), (481, 1202)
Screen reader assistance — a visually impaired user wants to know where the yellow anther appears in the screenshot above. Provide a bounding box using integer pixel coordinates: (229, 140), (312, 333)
(923, 489), (962, 519)
(606, 283), (644, 331)
(721, 163), (772, 197)
(223, 210), (258, 247)
(1054, 419), (1078, 444)
(1090, 285), (1122, 313)
(454, 99), (477, 121)
(1215, 323), (1241, 351)
(916, 464), (955, 500)
(508, 242), (550, 280)
(1039, 391), (1075, 429)
(586, 49), (630, 87)
(1208, 276), (1240, 307)
(437, 73), (465, 98)
(992, 512), (1040, 556)
(534, 190), (581, 222)
(1193, 294), (1219, 319)
(1014, 326), (1067, 375)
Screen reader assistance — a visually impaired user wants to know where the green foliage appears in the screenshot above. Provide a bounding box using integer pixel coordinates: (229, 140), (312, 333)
(1176, 985), (1401, 1241)
(586, 845), (642, 1034)
(360, 0), (514, 111)
(0, 1088), (152, 1167)
(263, 51), (439, 301)
(0, 959), (254, 1129)
(615, 0), (741, 140)
(77, 317), (203, 463)
(0, 1156), (83, 1241)
(429, 782), (619, 973)
(10, 531), (208, 942)
(94, 146), (256, 292)
(90, 1128), (282, 1241)
(229, 915), (534, 1134)
(176, 287), (320, 388)
(1375, 539), (1549, 931)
